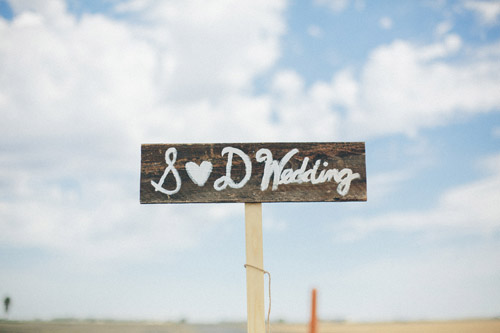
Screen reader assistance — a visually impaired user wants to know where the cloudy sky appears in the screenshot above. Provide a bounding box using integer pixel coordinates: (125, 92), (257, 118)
(1, 0), (500, 323)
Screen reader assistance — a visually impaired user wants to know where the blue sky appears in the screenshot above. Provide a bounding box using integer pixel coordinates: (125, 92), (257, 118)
(1, 0), (500, 323)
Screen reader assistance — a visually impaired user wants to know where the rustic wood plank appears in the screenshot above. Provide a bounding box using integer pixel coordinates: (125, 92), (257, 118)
(140, 142), (366, 203)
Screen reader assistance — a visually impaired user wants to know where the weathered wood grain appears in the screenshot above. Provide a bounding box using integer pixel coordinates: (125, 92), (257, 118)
(140, 142), (366, 203)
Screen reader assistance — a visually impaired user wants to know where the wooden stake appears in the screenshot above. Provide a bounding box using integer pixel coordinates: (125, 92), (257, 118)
(245, 203), (265, 333)
(309, 288), (317, 333)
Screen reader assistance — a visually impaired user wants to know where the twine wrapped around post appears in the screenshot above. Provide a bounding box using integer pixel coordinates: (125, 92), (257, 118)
(244, 264), (271, 333)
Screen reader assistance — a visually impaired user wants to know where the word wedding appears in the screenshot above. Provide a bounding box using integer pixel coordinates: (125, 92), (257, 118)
(152, 146), (360, 197)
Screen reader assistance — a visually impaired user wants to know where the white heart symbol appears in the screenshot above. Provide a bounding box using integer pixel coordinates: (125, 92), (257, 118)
(185, 161), (213, 187)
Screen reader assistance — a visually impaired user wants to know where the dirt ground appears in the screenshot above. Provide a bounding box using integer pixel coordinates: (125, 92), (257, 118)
(0, 319), (499, 333)
(274, 320), (500, 333)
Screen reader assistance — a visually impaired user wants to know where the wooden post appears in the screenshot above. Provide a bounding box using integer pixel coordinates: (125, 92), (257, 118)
(245, 203), (265, 333)
(140, 142), (367, 331)
(309, 288), (317, 333)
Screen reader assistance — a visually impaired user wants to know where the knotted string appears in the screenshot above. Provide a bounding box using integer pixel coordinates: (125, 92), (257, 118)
(244, 264), (271, 333)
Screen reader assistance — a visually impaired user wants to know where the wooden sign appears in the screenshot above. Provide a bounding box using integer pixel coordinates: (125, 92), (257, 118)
(140, 142), (366, 203)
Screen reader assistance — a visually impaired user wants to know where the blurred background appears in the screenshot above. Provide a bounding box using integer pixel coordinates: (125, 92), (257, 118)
(1, 0), (499, 323)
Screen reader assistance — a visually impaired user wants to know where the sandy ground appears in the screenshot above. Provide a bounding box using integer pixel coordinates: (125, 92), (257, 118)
(274, 320), (500, 333)
(0, 319), (499, 333)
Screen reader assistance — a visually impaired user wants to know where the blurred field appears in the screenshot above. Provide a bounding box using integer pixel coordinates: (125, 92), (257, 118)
(1, 319), (500, 333)
(274, 320), (500, 333)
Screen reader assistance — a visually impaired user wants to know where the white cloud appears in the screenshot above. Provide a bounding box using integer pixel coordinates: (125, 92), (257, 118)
(115, 0), (285, 102)
(1, 0), (500, 323)
(368, 169), (413, 202)
(0, 167), (239, 262)
(314, 0), (365, 12)
(270, 33), (500, 140)
(2, 0), (500, 268)
(270, 70), (343, 140)
(464, 0), (500, 25)
(333, 153), (500, 242)
(435, 20), (453, 36)
(0, 0), (286, 263)
(318, 241), (500, 321)
(345, 35), (500, 138)
(307, 24), (323, 38)
(379, 16), (393, 30)
(314, 0), (350, 12)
